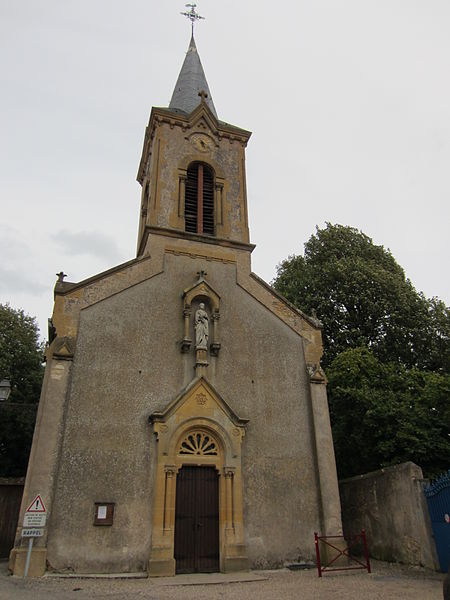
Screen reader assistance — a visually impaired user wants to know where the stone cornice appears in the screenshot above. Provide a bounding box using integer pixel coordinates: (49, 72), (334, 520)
(137, 225), (255, 257)
(137, 105), (252, 185)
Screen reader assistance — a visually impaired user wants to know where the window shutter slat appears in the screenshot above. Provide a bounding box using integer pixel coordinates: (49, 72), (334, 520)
(185, 162), (215, 236)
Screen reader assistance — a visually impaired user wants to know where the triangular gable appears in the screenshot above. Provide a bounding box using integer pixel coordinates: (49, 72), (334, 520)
(183, 277), (220, 312)
(188, 102), (220, 137)
(149, 376), (248, 428)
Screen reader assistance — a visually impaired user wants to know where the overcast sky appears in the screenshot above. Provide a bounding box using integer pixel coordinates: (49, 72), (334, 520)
(1, 1), (449, 340)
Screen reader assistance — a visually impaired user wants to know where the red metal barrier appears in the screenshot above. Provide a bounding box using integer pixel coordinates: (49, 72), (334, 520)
(314, 529), (371, 577)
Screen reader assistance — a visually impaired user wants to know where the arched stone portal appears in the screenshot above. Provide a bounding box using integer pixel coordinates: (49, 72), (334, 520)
(148, 377), (249, 576)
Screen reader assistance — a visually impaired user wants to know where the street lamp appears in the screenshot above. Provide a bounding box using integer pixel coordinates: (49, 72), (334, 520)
(0, 379), (11, 401)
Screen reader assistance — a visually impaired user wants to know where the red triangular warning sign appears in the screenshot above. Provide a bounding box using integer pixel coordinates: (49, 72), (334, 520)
(26, 495), (46, 513)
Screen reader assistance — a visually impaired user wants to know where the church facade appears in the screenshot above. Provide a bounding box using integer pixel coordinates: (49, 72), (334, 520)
(10, 35), (342, 577)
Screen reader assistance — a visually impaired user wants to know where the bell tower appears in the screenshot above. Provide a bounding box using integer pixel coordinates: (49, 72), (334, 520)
(136, 35), (252, 257)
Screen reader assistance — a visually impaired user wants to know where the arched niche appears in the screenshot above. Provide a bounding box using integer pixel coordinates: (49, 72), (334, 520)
(180, 274), (221, 357)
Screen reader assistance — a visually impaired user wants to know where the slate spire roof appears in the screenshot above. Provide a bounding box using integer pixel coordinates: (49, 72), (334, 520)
(169, 35), (218, 118)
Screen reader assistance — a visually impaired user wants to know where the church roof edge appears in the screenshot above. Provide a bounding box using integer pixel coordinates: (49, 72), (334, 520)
(53, 255), (152, 296)
(249, 272), (324, 331)
(151, 106), (251, 136)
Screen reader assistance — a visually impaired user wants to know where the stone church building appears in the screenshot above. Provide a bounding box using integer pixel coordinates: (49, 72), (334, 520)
(10, 34), (342, 576)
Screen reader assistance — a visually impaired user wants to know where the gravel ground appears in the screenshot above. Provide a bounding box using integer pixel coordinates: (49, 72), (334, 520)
(0, 559), (445, 600)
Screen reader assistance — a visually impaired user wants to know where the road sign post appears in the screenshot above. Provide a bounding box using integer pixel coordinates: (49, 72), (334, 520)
(24, 538), (34, 578)
(21, 494), (47, 577)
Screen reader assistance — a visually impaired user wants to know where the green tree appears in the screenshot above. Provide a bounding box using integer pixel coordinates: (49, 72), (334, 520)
(273, 223), (447, 371)
(425, 297), (450, 374)
(273, 224), (450, 477)
(327, 347), (450, 479)
(0, 304), (44, 476)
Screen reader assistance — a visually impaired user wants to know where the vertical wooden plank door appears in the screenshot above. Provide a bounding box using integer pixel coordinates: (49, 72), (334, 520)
(0, 483), (24, 558)
(174, 466), (219, 573)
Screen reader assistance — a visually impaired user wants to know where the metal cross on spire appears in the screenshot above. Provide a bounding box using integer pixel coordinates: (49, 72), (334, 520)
(181, 3), (205, 35)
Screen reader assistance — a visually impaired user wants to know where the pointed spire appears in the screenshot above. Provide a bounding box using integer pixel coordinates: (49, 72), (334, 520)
(169, 35), (218, 118)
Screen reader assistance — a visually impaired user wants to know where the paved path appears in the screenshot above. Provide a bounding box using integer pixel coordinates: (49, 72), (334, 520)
(0, 560), (444, 599)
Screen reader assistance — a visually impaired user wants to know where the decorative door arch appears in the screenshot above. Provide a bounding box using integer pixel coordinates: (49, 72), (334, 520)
(148, 377), (248, 576)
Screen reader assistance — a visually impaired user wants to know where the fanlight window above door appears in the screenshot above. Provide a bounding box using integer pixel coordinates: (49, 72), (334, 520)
(179, 431), (218, 456)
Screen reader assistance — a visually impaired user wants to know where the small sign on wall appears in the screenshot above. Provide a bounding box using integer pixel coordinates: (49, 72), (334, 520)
(23, 513), (46, 527)
(94, 502), (115, 526)
(22, 528), (44, 538)
(26, 495), (46, 513)
(23, 494), (47, 528)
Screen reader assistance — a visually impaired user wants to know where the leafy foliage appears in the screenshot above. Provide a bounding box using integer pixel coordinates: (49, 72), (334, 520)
(273, 223), (448, 371)
(273, 224), (450, 477)
(0, 403), (39, 477)
(425, 297), (450, 374)
(0, 304), (44, 476)
(328, 348), (450, 479)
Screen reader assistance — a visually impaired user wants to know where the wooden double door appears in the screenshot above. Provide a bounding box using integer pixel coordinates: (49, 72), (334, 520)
(174, 466), (219, 573)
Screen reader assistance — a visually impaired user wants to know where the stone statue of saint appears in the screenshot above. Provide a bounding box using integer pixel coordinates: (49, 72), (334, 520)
(195, 303), (209, 349)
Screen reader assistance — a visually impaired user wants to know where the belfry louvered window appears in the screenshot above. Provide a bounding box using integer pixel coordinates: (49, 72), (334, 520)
(185, 162), (215, 235)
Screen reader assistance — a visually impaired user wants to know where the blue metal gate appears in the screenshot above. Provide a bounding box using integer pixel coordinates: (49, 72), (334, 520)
(424, 470), (450, 573)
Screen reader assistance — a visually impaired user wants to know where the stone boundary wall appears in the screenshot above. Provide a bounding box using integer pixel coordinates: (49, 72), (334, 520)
(339, 462), (439, 570)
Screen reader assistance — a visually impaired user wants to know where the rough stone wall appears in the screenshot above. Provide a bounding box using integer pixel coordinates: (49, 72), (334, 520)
(146, 119), (249, 244)
(339, 462), (439, 570)
(46, 253), (322, 572)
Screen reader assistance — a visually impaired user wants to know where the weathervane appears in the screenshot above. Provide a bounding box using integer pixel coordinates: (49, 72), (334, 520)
(181, 3), (205, 35)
